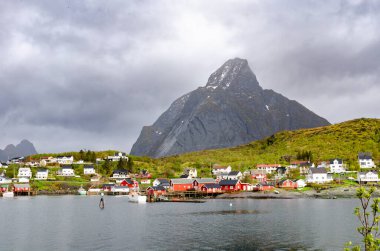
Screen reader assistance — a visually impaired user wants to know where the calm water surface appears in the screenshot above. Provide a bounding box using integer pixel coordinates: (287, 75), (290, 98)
(0, 196), (361, 251)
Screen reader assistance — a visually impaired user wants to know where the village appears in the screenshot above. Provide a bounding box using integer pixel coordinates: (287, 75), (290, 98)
(0, 151), (378, 201)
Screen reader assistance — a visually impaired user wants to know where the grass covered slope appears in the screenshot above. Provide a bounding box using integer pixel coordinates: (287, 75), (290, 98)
(154, 118), (380, 172)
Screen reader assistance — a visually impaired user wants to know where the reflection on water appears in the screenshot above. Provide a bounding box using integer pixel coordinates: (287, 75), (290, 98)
(189, 209), (266, 216)
(0, 196), (361, 251)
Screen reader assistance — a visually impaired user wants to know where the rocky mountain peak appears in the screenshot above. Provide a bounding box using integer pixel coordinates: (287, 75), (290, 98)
(131, 58), (330, 158)
(0, 139), (38, 162)
(205, 58), (261, 92)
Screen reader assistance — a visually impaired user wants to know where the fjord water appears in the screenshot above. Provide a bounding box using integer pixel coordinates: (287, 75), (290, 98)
(0, 196), (360, 251)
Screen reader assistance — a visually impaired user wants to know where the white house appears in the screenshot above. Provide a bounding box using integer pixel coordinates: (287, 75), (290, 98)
(112, 169), (129, 180)
(153, 178), (170, 189)
(358, 153), (376, 169)
(58, 166), (75, 176)
(256, 164), (281, 174)
(17, 167), (32, 178)
(35, 169), (49, 180)
(0, 176), (12, 184)
(228, 171), (243, 180)
(329, 158), (346, 173)
(317, 161), (328, 168)
(212, 165), (232, 176)
(296, 179), (306, 188)
(106, 152), (128, 162)
(306, 168), (333, 183)
(83, 165), (96, 175)
(57, 156), (74, 165)
(183, 168), (197, 178)
(0, 163), (8, 168)
(358, 171), (379, 183)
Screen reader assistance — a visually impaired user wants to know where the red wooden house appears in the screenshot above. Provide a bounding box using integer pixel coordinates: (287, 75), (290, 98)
(219, 179), (242, 192)
(13, 184), (30, 192)
(278, 179), (297, 189)
(255, 183), (274, 191)
(201, 184), (222, 193)
(120, 178), (139, 189)
(194, 178), (216, 190)
(102, 183), (115, 191)
(170, 179), (194, 191)
(146, 186), (167, 197)
(249, 170), (267, 183)
(0, 184), (9, 192)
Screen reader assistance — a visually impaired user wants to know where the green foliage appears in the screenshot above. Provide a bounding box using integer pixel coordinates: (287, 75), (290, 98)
(345, 187), (380, 251)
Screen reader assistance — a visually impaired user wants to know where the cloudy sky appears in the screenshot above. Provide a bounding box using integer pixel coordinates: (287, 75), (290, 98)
(1, 0), (379, 153)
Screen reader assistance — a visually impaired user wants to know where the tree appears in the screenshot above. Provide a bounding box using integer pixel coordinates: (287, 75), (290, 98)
(79, 149), (84, 160)
(345, 187), (380, 251)
(127, 157), (134, 173)
(101, 160), (112, 177)
(117, 158), (127, 170)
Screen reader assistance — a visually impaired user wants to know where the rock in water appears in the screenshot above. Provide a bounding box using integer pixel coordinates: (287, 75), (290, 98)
(131, 58), (330, 158)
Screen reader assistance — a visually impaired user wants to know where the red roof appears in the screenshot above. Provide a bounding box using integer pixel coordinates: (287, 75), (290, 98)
(256, 164), (281, 168)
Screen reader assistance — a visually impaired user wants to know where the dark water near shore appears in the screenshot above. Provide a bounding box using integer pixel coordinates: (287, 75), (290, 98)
(0, 196), (361, 251)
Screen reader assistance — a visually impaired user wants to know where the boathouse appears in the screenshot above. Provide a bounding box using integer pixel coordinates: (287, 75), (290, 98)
(219, 179), (242, 191)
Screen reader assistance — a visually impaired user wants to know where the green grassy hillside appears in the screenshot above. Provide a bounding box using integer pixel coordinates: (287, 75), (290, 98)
(23, 118), (380, 178)
(143, 118), (380, 176)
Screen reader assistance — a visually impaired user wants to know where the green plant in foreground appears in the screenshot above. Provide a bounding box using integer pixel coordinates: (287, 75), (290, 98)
(345, 187), (380, 251)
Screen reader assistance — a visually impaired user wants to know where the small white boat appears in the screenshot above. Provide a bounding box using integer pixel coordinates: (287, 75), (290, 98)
(78, 186), (87, 196)
(128, 192), (147, 204)
(2, 191), (14, 198)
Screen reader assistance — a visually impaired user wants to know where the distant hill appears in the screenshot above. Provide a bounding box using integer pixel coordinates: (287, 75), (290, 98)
(0, 139), (38, 162)
(142, 118), (380, 175)
(131, 58), (330, 158)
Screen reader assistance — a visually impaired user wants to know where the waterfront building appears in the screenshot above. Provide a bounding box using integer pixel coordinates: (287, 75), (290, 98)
(170, 178), (195, 191)
(146, 186), (166, 197)
(112, 169), (129, 180)
(278, 179), (297, 189)
(153, 178), (170, 189)
(201, 184), (222, 193)
(296, 179), (306, 188)
(306, 168), (333, 183)
(357, 171), (379, 183)
(219, 179), (242, 191)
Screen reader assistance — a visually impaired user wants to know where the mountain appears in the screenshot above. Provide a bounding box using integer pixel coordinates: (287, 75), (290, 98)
(131, 58), (330, 158)
(0, 139), (38, 162)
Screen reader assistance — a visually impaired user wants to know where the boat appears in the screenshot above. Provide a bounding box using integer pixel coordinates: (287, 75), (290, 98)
(2, 191), (14, 198)
(128, 192), (147, 204)
(78, 186), (87, 196)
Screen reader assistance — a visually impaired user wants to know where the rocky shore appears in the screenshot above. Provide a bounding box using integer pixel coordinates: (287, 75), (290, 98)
(216, 186), (380, 199)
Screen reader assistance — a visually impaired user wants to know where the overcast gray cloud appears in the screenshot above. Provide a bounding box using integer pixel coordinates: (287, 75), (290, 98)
(0, 0), (379, 153)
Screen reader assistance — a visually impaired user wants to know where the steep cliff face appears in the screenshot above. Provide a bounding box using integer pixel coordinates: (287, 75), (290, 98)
(131, 58), (330, 158)
(0, 139), (37, 162)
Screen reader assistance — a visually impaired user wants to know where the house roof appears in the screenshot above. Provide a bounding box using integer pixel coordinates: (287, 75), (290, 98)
(202, 184), (221, 189)
(113, 169), (128, 174)
(14, 184), (30, 188)
(310, 168), (327, 174)
(103, 183), (115, 187)
(278, 179), (294, 185)
(147, 185), (166, 191)
(256, 164), (281, 168)
(219, 179), (240, 186)
(330, 158), (343, 164)
(121, 178), (134, 184)
(228, 171), (241, 176)
(180, 174), (189, 178)
(61, 165), (73, 169)
(37, 169), (48, 172)
(84, 165), (95, 169)
(155, 178), (170, 184)
(170, 178), (194, 185)
(195, 178), (215, 184)
(359, 171), (378, 175)
(212, 165), (230, 170)
(359, 152), (372, 160)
